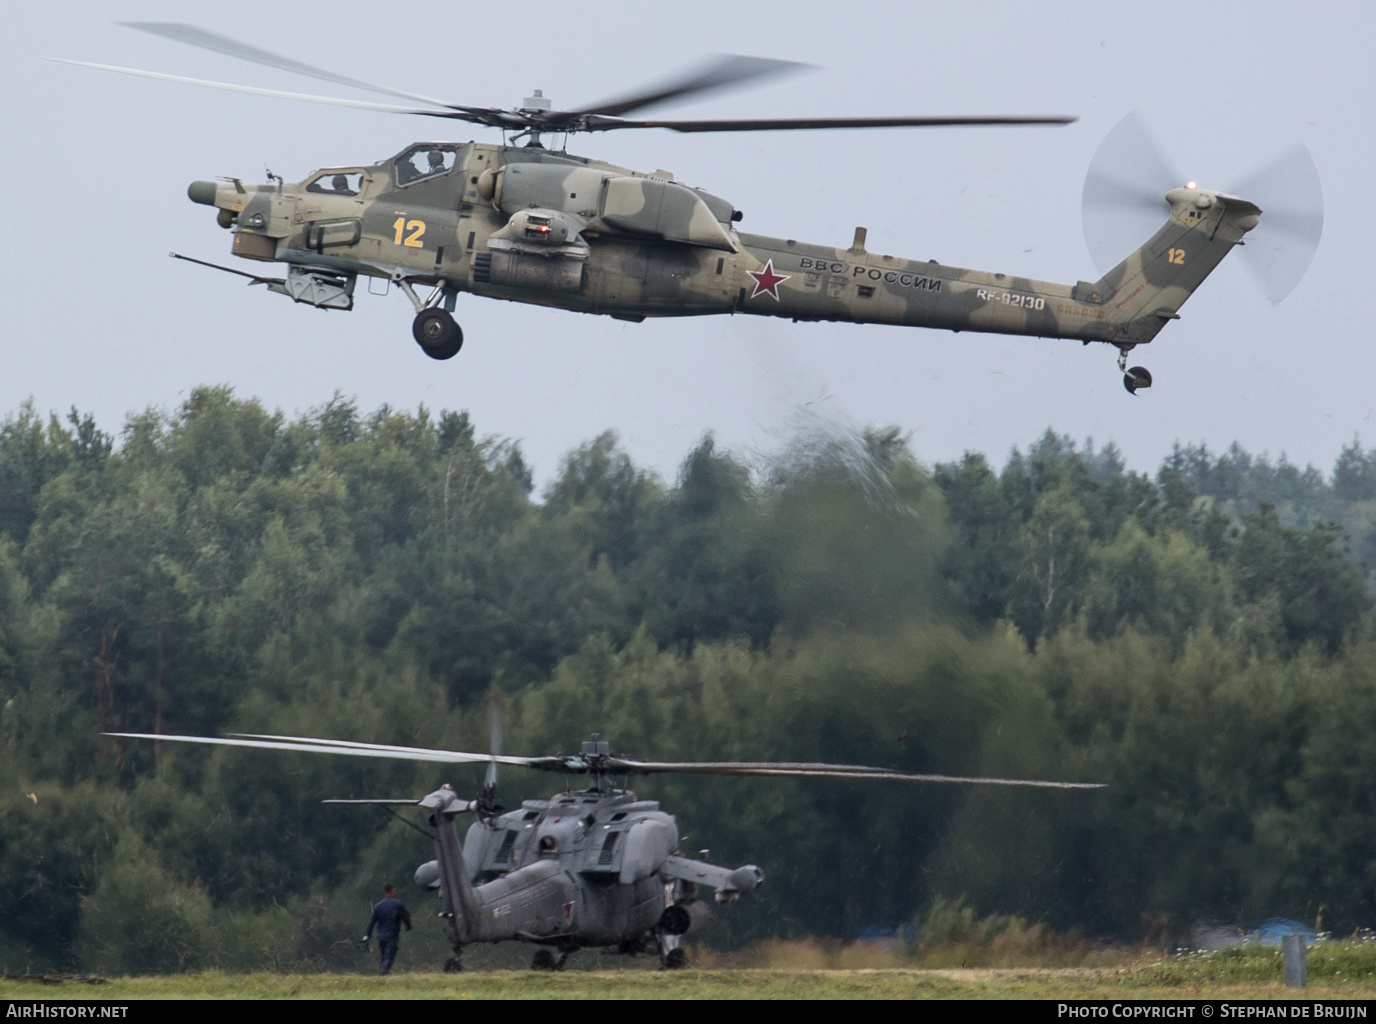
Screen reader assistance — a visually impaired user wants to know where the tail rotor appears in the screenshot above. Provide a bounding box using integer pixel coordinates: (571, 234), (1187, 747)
(476, 694), (503, 819)
(1082, 111), (1324, 303)
(1230, 145), (1324, 304)
(1081, 112), (1181, 275)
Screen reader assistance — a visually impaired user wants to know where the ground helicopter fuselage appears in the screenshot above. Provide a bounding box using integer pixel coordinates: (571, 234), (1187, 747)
(409, 781), (760, 969)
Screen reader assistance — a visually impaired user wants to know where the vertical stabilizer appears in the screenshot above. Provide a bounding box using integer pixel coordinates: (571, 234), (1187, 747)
(1085, 187), (1260, 345)
(420, 787), (479, 947)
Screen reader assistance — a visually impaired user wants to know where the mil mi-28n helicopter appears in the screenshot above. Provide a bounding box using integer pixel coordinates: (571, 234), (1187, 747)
(56, 23), (1318, 395)
(108, 726), (1101, 971)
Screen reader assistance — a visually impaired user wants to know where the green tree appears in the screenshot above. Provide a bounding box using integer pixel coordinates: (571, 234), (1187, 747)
(1009, 484), (1091, 642)
(1231, 503), (1368, 655)
(1081, 522), (1229, 646)
(635, 436), (777, 648)
(0, 782), (118, 970)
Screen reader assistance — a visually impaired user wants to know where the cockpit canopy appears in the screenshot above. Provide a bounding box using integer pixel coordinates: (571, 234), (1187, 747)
(395, 144), (459, 187)
(305, 171), (364, 196)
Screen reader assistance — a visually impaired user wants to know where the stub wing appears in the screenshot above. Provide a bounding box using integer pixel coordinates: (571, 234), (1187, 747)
(661, 854), (763, 901)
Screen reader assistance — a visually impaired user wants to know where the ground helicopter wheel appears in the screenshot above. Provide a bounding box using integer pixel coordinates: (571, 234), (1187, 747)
(1123, 366), (1153, 395)
(531, 949), (558, 971)
(661, 947), (689, 970)
(442, 956), (462, 973)
(412, 308), (463, 360)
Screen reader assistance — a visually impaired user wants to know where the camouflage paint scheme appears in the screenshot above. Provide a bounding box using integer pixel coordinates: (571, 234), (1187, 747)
(190, 140), (1260, 357)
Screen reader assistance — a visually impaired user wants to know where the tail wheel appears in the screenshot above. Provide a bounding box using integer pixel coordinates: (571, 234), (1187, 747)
(442, 956), (462, 973)
(1123, 366), (1153, 395)
(413, 308), (463, 360)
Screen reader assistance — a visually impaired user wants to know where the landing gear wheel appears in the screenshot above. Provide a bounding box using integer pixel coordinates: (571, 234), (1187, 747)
(442, 956), (462, 973)
(412, 308), (463, 360)
(1123, 366), (1153, 395)
(531, 949), (558, 972)
(661, 947), (689, 970)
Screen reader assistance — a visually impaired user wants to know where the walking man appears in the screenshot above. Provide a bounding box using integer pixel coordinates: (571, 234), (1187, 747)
(363, 883), (412, 975)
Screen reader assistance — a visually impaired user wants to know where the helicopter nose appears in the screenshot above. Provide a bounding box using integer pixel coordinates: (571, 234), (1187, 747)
(188, 180), (217, 206)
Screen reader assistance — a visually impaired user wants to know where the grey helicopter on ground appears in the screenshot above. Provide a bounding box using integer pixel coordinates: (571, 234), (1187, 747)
(109, 722), (1102, 971)
(56, 23), (1320, 393)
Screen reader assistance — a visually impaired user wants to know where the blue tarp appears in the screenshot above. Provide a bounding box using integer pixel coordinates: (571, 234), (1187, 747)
(1253, 918), (1316, 947)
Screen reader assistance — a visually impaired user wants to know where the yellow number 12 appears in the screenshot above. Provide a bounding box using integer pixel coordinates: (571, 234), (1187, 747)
(1167, 248), (1186, 265)
(393, 218), (426, 247)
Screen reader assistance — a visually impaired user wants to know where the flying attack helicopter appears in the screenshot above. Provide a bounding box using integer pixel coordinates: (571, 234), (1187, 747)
(108, 725), (1101, 971)
(56, 22), (1317, 395)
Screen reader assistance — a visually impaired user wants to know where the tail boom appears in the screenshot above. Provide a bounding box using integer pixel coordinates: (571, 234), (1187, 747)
(732, 186), (1258, 347)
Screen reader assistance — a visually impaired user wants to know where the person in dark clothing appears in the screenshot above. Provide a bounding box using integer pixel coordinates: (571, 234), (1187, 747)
(363, 883), (412, 975)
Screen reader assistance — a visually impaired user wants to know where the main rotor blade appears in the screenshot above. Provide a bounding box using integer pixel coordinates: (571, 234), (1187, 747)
(108, 732), (1101, 788)
(230, 732), (549, 769)
(124, 22), (456, 110)
(608, 758), (1102, 789)
(106, 731), (552, 768)
(576, 54), (809, 118)
(48, 60), (460, 117)
(592, 114), (1077, 133)
(1232, 144), (1324, 303)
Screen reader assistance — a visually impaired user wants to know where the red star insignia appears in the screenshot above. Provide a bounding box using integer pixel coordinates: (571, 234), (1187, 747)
(747, 259), (790, 300)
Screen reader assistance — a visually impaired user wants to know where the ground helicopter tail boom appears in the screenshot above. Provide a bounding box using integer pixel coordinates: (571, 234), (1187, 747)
(419, 786), (481, 948)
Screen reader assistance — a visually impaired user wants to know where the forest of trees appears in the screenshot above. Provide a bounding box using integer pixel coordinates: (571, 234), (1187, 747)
(5, 385), (1376, 973)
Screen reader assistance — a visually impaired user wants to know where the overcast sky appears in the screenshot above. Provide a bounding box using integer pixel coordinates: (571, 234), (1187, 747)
(3, 1), (1368, 488)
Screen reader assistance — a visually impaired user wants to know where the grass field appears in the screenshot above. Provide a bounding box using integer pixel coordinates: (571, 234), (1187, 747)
(5, 944), (1376, 999)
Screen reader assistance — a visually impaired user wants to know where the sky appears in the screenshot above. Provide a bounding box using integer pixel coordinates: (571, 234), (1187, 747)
(2, 1), (1369, 489)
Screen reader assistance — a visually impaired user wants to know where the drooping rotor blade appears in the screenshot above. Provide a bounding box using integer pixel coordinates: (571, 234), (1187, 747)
(1082, 112), (1184, 275)
(590, 114), (1077, 134)
(124, 22), (457, 110)
(108, 732), (1101, 788)
(1231, 144), (1324, 303)
(322, 798), (423, 805)
(107, 731), (559, 769)
(606, 758), (1102, 789)
(231, 732), (554, 769)
(575, 54), (809, 118)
